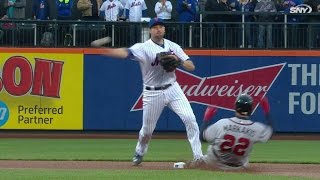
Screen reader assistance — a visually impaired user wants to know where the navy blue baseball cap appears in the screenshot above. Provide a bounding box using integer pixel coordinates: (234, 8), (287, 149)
(148, 18), (165, 28)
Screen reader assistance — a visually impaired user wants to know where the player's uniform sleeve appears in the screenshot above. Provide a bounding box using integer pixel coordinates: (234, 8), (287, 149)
(203, 120), (223, 143)
(256, 123), (273, 143)
(128, 43), (145, 63)
(171, 43), (189, 62)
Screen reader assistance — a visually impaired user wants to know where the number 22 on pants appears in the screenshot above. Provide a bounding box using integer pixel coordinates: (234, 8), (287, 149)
(220, 134), (250, 156)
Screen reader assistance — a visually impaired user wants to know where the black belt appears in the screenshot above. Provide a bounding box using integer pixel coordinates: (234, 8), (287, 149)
(145, 84), (172, 90)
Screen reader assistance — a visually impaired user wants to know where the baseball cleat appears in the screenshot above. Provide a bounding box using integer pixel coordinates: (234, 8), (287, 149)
(132, 153), (143, 166)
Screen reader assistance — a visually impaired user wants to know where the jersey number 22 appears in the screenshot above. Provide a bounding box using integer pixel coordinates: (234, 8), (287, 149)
(220, 134), (250, 156)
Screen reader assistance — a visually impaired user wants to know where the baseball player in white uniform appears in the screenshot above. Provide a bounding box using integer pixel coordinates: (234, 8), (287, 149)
(186, 94), (273, 170)
(96, 18), (203, 165)
(125, 0), (147, 44)
(100, 0), (124, 21)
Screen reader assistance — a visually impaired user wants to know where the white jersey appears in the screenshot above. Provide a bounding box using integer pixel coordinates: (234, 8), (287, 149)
(119, 0), (127, 16)
(125, 0), (147, 22)
(203, 117), (272, 169)
(154, 1), (173, 20)
(128, 39), (189, 87)
(120, 0), (127, 6)
(100, 0), (124, 21)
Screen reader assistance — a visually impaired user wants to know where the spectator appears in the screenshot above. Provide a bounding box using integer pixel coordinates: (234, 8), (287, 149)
(56, 0), (73, 20)
(0, 0), (6, 18)
(56, 0), (74, 46)
(125, 0), (147, 45)
(0, 0), (7, 43)
(154, 0), (172, 21)
(154, 0), (173, 40)
(255, 0), (277, 49)
(77, 0), (103, 20)
(99, 0), (124, 46)
(176, 0), (196, 47)
(2, 0), (26, 46)
(118, 0), (126, 19)
(100, 0), (123, 21)
(198, 0), (207, 13)
(4, 0), (26, 19)
(237, 0), (255, 48)
(271, 0), (285, 48)
(204, 0), (231, 48)
(194, 0), (201, 22)
(32, 0), (55, 47)
(305, 0), (320, 48)
(32, 0), (51, 20)
(226, 0), (240, 48)
(176, 0), (196, 22)
(281, 0), (302, 48)
(125, 0), (147, 22)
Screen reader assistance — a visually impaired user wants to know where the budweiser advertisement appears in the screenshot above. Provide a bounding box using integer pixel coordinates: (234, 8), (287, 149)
(84, 54), (320, 132)
(131, 63), (285, 112)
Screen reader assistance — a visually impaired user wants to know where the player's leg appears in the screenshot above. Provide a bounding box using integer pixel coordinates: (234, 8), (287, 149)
(133, 90), (165, 165)
(166, 83), (203, 160)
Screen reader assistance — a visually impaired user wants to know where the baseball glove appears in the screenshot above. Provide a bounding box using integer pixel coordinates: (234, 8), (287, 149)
(157, 52), (183, 72)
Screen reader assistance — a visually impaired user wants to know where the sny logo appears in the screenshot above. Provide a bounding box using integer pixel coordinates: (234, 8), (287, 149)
(290, 4), (312, 13)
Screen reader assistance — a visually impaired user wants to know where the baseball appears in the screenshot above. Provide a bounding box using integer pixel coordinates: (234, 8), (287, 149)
(91, 37), (111, 47)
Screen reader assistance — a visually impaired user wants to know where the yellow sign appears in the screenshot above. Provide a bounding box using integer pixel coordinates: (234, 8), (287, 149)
(0, 53), (83, 130)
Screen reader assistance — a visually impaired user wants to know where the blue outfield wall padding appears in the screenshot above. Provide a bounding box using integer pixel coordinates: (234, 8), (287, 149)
(84, 54), (320, 132)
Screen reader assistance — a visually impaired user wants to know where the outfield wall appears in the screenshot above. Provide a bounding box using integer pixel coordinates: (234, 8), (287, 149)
(0, 48), (319, 132)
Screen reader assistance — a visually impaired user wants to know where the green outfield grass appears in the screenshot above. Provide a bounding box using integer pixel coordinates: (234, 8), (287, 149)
(0, 169), (311, 180)
(0, 138), (319, 179)
(0, 139), (319, 163)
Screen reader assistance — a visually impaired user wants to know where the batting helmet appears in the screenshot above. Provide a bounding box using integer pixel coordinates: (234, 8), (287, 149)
(235, 94), (253, 116)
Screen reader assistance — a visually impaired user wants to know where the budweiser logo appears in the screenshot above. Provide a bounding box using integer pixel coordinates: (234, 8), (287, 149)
(131, 63), (286, 112)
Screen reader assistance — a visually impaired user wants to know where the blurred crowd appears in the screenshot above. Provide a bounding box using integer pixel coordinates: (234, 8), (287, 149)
(0, 0), (319, 48)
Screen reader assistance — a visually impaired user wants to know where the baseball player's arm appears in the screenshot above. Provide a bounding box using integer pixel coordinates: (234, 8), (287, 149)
(203, 120), (221, 143)
(101, 48), (129, 59)
(182, 59), (195, 71)
(260, 96), (273, 128)
(260, 96), (274, 141)
(173, 44), (195, 71)
(200, 107), (217, 142)
(168, 54), (195, 71)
